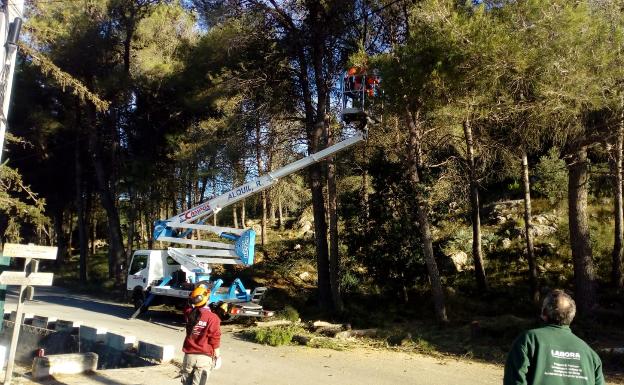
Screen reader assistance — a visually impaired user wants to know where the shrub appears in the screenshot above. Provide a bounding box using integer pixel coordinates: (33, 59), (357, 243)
(252, 326), (297, 346)
(276, 305), (300, 322)
(534, 148), (568, 204)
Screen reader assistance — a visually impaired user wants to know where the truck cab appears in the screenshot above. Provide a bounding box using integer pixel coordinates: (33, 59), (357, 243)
(127, 250), (182, 309)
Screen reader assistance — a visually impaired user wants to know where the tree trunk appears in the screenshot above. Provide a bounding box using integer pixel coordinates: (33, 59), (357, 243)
(361, 144), (370, 230)
(406, 108), (448, 323)
(613, 109), (624, 289)
(255, 119), (267, 246)
(327, 122), (343, 312)
(567, 145), (597, 316)
(241, 199), (246, 228)
(233, 203), (239, 228)
(309, 162), (332, 309)
(268, 194), (275, 226)
(75, 122), (88, 283)
(53, 207), (67, 266)
(67, 211), (73, 259)
(126, 185), (136, 272)
(294, 8), (332, 310)
(88, 189), (94, 256)
(145, 209), (153, 250)
(278, 196), (284, 230)
(521, 151), (539, 303)
(463, 118), (487, 291)
(87, 107), (125, 287)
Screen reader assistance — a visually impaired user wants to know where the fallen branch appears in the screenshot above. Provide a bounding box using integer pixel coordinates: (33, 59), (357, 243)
(292, 334), (312, 345)
(335, 329), (378, 339)
(254, 320), (295, 328)
(312, 320), (349, 330)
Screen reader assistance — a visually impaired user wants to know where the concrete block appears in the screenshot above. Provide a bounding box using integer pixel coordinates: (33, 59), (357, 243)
(79, 326), (107, 342)
(0, 322), (72, 364)
(32, 353), (98, 379)
(22, 313), (35, 325)
(9, 312), (34, 324)
(79, 326), (106, 353)
(54, 320), (80, 333)
(137, 341), (174, 362)
(106, 333), (135, 351)
(31, 316), (57, 329)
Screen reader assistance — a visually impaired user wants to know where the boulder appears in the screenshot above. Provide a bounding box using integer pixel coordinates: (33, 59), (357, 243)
(532, 224), (557, 237)
(516, 224), (557, 238)
(299, 221), (313, 234)
(532, 213), (558, 226)
(449, 251), (470, 272)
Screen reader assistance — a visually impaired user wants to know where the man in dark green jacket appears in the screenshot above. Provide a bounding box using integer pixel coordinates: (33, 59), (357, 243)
(504, 289), (604, 385)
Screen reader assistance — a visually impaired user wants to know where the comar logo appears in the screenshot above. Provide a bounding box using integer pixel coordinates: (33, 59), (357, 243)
(551, 350), (581, 360)
(180, 202), (211, 221)
(228, 185), (252, 200)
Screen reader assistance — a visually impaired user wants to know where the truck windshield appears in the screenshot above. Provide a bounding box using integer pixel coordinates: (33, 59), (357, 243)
(130, 254), (147, 275)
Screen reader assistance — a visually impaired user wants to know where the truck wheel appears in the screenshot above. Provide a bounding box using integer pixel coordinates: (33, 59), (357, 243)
(132, 290), (148, 314)
(220, 314), (239, 323)
(210, 302), (236, 323)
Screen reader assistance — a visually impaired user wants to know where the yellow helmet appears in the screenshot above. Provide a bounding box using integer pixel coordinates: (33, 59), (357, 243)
(190, 285), (210, 307)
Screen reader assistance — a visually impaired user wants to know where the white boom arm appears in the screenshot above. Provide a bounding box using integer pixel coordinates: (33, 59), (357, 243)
(169, 132), (363, 226)
(153, 132), (365, 267)
(155, 132), (364, 236)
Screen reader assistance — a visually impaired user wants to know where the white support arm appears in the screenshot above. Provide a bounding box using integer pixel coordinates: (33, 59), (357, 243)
(158, 237), (235, 249)
(169, 248), (242, 265)
(166, 223), (246, 236)
(167, 248), (212, 272)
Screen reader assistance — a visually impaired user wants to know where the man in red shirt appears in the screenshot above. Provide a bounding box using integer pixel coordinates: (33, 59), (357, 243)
(181, 285), (222, 385)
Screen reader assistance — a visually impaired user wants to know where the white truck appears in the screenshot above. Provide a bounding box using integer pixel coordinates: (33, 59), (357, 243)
(127, 132), (365, 321)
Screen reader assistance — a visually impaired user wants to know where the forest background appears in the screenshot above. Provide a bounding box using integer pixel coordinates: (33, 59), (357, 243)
(2, 0), (624, 371)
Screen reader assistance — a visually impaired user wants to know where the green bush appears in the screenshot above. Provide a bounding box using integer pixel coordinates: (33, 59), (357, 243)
(252, 326), (297, 346)
(534, 148), (568, 204)
(276, 305), (300, 322)
(443, 227), (472, 254)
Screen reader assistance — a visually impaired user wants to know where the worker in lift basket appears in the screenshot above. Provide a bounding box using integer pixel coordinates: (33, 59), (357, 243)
(181, 285), (222, 385)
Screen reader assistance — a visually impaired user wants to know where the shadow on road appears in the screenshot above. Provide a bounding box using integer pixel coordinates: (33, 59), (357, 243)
(7, 286), (186, 329)
(32, 295), (132, 320)
(28, 373), (131, 385)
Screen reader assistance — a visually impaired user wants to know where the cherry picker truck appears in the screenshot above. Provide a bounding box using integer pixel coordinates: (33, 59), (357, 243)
(127, 64), (378, 321)
(127, 131), (366, 321)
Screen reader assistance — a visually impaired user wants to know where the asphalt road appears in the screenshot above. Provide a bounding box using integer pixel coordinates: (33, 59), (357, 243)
(5, 286), (507, 385)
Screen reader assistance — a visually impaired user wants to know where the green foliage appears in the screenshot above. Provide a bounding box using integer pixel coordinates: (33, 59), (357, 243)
(306, 337), (347, 351)
(276, 305), (299, 322)
(343, 151), (428, 296)
(534, 148), (568, 204)
(443, 227), (500, 256)
(249, 325), (300, 347)
(0, 165), (49, 242)
(442, 227), (472, 255)
(133, 2), (198, 79)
